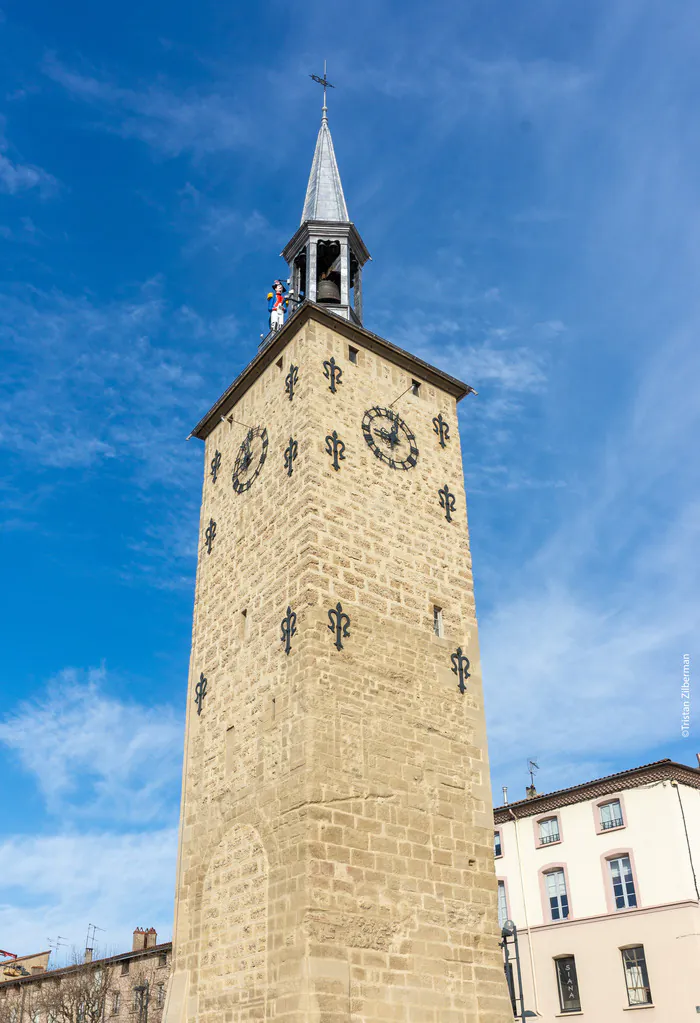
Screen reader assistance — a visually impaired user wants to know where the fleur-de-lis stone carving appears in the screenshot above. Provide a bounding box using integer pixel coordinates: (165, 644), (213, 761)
(285, 363), (299, 401)
(438, 483), (456, 522)
(284, 436), (298, 477)
(204, 518), (217, 554)
(325, 430), (346, 471)
(432, 414), (450, 449)
(280, 605), (297, 655)
(450, 647), (470, 694)
(328, 602), (351, 651)
(194, 672), (208, 715)
(210, 449), (222, 482)
(322, 356), (343, 394)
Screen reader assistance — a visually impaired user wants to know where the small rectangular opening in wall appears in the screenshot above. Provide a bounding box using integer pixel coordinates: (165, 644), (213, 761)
(348, 345), (358, 364)
(225, 726), (235, 775)
(433, 606), (443, 637)
(411, 379), (421, 397)
(240, 608), (248, 638)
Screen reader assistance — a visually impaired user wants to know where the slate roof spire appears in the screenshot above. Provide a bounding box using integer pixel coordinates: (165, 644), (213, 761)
(301, 73), (349, 224)
(280, 65), (370, 327)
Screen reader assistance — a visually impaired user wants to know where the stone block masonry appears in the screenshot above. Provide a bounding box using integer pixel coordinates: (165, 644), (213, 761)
(164, 307), (512, 1023)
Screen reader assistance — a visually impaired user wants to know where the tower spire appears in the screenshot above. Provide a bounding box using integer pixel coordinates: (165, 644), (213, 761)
(303, 64), (348, 224)
(280, 67), (370, 325)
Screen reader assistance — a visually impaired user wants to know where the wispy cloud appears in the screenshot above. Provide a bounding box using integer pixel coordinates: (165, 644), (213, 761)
(0, 120), (57, 195)
(43, 55), (251, 159)
(0, 666), (183, 824)
(0, 829), (177, 954)
(484, 320), (700, 794)
(178, 183), (282, 259)
(0, 279), (235, 482)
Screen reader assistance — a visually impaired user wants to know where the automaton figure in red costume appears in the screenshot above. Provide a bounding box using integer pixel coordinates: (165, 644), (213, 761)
(267, 280), (289, 331)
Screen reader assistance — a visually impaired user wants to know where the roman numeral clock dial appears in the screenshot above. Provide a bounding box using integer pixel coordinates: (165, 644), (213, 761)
(361, 406), (419, 470)
(231, 425), (269, 493)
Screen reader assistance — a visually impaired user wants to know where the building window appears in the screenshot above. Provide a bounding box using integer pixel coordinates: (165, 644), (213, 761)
(544, 868), (569, 920)
(411, 379), (421, 396)
(494, 831), (502, 857)
(132, 989), (141, 1011)
(121, 961), (130, 976)
(599, 799), (624, 830)
(538, 817), (560, 845)
(608, 855), (637, 910)
(433, 606), (443, 637)
(348, 346), (358, 364)
(112, 992), (121, 1015)
(555, 956), (581, 1013)
(156, 984), (165, 1008)
(622, 946), (652, 1005)
(497, 880), (508, 928)
(158, 952), (168, 968)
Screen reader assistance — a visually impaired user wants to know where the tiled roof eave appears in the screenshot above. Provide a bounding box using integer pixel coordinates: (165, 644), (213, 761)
(494, 760), (700, 824)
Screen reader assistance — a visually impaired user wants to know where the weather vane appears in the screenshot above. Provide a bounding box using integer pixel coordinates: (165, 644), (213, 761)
(309, 60), (334, 120)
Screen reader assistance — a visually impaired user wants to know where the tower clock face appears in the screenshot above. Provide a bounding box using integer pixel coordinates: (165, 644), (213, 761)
(231, 426), (268, 493)
(361, 406), (419, 470)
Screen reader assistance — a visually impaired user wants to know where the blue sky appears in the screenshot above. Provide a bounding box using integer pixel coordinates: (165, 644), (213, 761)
(1, 0), (698, 957)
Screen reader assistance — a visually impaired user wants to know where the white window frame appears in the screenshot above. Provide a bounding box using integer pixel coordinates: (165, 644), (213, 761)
(497, 880), (508, 928)
(538, 816), (560, 845)
(544, 868), (569, 920)
(609, 855), (637, 910)
(599, 799), (624, 830)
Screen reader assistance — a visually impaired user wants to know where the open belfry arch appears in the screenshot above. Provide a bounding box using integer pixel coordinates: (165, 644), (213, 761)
(164, 73), (511, 1023)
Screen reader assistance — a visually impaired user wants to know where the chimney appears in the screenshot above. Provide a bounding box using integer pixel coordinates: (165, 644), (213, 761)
(145, 928), (157, 949)
(502, 786), (508, 806)
(84, 948), (93, 964)
(525, 784), (538, 800)
(132, 928), (146, 952)
(696, 753), (700, 769)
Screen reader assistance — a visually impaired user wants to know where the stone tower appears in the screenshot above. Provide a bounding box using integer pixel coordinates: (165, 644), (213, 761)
(164, 94), (511, 1023)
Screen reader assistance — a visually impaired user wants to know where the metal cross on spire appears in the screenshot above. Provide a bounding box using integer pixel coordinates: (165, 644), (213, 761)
(310, 60), (334, 122)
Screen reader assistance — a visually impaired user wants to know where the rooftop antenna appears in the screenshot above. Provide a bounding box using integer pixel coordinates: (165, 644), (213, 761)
(309, 60), (334, 122)
(47, 936), (68, 963)
(526, 758), (539, 798)
(85, 923), (105, 955)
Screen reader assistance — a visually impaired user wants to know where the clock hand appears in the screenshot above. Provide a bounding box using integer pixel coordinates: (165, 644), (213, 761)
(241, 436), (253, 471)
(375, 426), (399, 448)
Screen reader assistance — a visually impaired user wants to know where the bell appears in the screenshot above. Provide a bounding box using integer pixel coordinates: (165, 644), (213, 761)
(316, 276), (341, 304)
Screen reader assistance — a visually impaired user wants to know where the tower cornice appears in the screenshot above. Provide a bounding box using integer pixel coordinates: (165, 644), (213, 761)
(190, 302), (474, 440)
(281, 220), (371, 267)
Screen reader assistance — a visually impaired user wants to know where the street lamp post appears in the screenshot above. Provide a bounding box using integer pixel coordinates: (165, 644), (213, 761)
(500, 919), (538, 1020)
